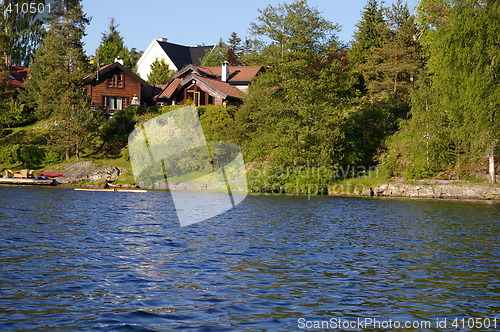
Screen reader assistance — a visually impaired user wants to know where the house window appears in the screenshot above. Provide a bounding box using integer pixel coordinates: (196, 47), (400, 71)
(104, 96), (128, 111)
(108, 73), (124, 88)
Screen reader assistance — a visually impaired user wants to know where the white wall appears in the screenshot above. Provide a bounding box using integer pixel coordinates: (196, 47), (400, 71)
(135, 40), (179, 80)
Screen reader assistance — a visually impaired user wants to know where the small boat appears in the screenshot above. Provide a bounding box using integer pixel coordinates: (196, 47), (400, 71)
(74, 188), (147, 193)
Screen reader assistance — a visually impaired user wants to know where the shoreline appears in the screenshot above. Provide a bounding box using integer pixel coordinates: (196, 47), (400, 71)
(340, 183), (500, 201)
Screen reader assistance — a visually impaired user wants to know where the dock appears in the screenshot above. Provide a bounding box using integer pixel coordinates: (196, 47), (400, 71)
(0, 178), (57, 186)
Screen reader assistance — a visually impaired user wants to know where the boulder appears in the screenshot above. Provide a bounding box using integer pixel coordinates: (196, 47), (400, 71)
(56, 161), (127, 184)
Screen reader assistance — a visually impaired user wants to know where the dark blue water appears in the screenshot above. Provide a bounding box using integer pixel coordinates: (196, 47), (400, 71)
(0, 187), (498, 331)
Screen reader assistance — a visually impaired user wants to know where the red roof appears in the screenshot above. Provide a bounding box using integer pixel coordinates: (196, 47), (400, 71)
(186, 65), (263, 83)
(159, 78), (182, 99)
(9, 65), (30, 82)
(2, 65), (30, 88)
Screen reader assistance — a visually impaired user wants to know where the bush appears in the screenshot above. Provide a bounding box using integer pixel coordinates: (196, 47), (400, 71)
(19, 145), (46, 166)
(0, 144), (20, 164)
(44, 149), (63, 165)
(0, 99), (36, 129)
(247, 165), (336, 194)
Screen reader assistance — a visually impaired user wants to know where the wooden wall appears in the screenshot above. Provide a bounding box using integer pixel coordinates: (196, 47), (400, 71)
(85, 69), (142, 109)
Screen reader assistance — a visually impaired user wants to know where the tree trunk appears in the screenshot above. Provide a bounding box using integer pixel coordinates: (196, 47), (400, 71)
(489, 139), (496, 184)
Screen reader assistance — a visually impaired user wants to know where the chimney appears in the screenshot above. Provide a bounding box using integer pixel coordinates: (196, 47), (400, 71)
(156, 37), (168, 43)
(3, 54), (11, 67)
(115, 57), (124, 65)
(222, 61), (230, 82)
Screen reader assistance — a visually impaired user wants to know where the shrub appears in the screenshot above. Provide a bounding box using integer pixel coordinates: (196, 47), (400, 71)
(19, 145), (46, 166)
(0, 144), (20, 164)
(44, 149), (63, 165)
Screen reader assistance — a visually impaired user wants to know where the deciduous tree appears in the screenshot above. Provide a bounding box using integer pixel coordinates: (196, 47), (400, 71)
(389, 0), (499, 183)
(237, 0), (355, 167)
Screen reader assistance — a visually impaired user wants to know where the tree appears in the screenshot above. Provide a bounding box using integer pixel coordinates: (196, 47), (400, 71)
(0, 0), (48, 66)
(94, 17), (133, 69)
(147, 58), (174, 84)
(227, 32), (243, 65)
(237, 0), (355, 167)
(200, 39), (228, 66)
(349, 0), (387, 66)
(23, 0), (99, 160)
(389, 0), (499, 183)
(362, 0), (423, 100)
(0, 27), (16, 122)
(128, 47), (143, 68)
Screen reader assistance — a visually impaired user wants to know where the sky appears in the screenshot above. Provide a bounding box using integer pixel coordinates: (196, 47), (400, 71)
(81, 0), (420, 56)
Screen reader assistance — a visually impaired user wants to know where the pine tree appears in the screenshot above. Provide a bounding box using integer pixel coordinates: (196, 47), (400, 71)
(227, 32), (243, 64)
(94, 17), (133, 69)
(24, 0), (99, 160)
(349, 0), (387, 66)
(363, 0), (423, 100)
(147, 58), (174, 84)
(200, 39), (228, 66)
(128, 47), (143, 68)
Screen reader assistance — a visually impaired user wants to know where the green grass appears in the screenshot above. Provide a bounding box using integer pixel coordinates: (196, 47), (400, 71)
(333, 169), (391, 194)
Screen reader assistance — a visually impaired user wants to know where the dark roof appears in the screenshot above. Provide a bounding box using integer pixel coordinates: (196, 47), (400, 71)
(157, 41), (213, 69)
(84, 62), (148, 86)
(142, 84), (167, 102)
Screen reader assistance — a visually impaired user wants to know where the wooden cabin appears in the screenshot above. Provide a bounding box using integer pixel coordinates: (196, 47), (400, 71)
(84, 62), (148, 116)
(155, 62), (263, 106)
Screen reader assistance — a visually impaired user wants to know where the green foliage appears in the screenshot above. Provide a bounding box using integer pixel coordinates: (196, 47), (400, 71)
(44, 149), (63, 165)
(238, 0), (356, 168)
(198, 105), (238, 142)
(19, 145), (45, 166)
(200, 39), (227, 66)
(343, 98), (403, 167)
(363, 1), (423, 100)
(94, 18), (133, 69)
(0, 98), (36, 129)
(388, 0), (499, 180)
(100, 107), (136, 147)
(22, 0), (98, 160)
(23, 0), (91, 120)
(247, 165), (337, 194)
(0, 144), (19, 164)
(0, 1), (46, 66)
(147, 58), (174, 84)
(349, 0), (386, 66)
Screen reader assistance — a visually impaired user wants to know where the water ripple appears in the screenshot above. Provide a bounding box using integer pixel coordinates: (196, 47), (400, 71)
(0, 187), (498, 331)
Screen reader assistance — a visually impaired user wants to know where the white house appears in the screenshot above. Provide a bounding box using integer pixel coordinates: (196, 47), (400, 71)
(135, 38), (214, 80)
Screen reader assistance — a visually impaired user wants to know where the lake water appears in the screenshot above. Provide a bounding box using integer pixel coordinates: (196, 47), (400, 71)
(0, 186), (498, 331)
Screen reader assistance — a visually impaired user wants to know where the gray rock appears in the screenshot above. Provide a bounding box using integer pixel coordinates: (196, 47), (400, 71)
(372, 183), (499, 200)
(56, 161), (128, 184)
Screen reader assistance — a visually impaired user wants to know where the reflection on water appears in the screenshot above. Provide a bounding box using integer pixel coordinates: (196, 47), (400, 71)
(0, 187), (498, 331)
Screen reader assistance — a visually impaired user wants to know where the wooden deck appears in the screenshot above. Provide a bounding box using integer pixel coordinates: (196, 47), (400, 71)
(0, 177), (56, 186)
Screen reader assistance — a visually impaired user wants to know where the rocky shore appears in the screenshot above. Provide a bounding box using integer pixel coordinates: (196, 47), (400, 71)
(47, 161), (499, 201)
(369, 183), (499, 200)
(53, 161), (127, 185)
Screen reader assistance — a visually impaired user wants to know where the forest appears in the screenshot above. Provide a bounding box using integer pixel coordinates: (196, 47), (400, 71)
(0, 0), (498, 191)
